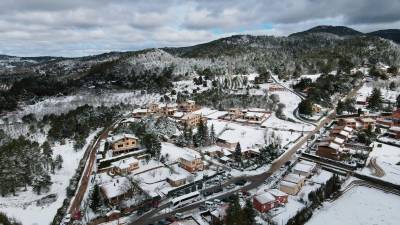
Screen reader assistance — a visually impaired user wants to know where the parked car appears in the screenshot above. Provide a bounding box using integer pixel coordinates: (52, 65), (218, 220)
(226, 184), (235, 189)
(235, 179), (246, 186)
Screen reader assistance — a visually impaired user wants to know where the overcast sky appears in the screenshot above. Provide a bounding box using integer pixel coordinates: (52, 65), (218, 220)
(0, 0), (399, 57)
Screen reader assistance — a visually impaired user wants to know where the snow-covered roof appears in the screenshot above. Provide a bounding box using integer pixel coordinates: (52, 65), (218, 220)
(244, 112), (265, 118)
(180, 153), (199, 161)
(254, 192), (275, 204)
(338, 130), (350, 138)
(328, 142), (341, 150)
(192, 107), (218, 116)
(111, 157), (139, 169)
(360, 117), (375, 123)
(168, 173), (188, 181)
(343, 126), (353, 133)
(283, 173), (305, 184)
(293, 162), (315, 173)
(100, 177), (129, 199)
(108, 133), (138, 143)
(268, 189), (288, 197)
(389, 126), (400, 132)
(247, 108), (267, 112)
(173, 112), (184, 118)
(222, 148), (232, 156)
(159, 103), (178, 108)
(280, 180), (297, 188)
(210, 204), (229, 219)
(333, 137), (345, 144)
(220, 156), (232, 162)
(200, 145), (222, 153)
(132, 108), (148, 113)
(342, 118), (356, 123)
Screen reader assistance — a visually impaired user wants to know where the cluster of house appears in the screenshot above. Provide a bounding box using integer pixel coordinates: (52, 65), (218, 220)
(338, 110), (400, 140)
(252, 160), (316, 213)
(94, 131), (207, 206)
(218, 107), (271, 124)
(316, 126), (354, 160)
(132, 100), (208, 128)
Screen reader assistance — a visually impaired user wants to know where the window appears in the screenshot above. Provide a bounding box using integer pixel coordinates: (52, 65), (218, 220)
(118, 144), (123, 148)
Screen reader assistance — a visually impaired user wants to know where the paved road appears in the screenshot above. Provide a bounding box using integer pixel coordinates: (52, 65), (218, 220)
(68, 120), (122, 217)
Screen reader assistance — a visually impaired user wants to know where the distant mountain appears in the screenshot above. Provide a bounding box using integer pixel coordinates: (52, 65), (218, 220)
(289, 25), (363, 37)
(1, 26), (399, 87)
(367, 29), (400, 44)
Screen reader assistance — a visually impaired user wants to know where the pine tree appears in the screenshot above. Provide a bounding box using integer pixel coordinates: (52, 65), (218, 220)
(298, 99), (313, 116)
(90, 184), (101, 211)
(234, 143), (242, 163)
(243, 199), (257, 225)
(225, 194), (243, 225)
(55, 154), (63, 169)
(336, 100), (344, 115)
(367, 88), (382, 111)
(41, 141), (52, 158)
(143, 133), (161, 159)
(210, 124), (216, 144)
(397, 94), (400, 109)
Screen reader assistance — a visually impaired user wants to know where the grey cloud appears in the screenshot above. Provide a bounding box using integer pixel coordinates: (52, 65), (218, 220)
(0, 0), (398, 57)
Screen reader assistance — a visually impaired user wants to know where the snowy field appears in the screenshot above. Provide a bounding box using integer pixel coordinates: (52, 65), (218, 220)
(262, 113), (314, 132)
(0, 130), (101, 225)
(361, 142), (400, 185)
(306, 186), (400, 225)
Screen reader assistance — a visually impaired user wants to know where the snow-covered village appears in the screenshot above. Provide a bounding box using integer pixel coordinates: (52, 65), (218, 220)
(1, 1), (400, 225)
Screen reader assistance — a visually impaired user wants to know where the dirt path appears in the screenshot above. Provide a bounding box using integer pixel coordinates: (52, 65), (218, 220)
(369, 157), (385, 177)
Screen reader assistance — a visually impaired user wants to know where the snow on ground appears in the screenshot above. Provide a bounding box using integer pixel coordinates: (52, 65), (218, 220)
(161, 142), (201, 163)
(298, 73), (322, 82)
(306, 186), (400, 225)
(272, 89), (301, 121)
(356, 78), (400, 105)
(360, 142), (400, 185)
(208, 117), (304, 151)
(4, 91), (160, 121)
(208, 119), (266, 149)
(192, 107), (218, 116)
(271, 196), (306, 225)
(262, 113), (314, 132)
(172, 79), (212, 95)
(0, 129), (101, 225)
